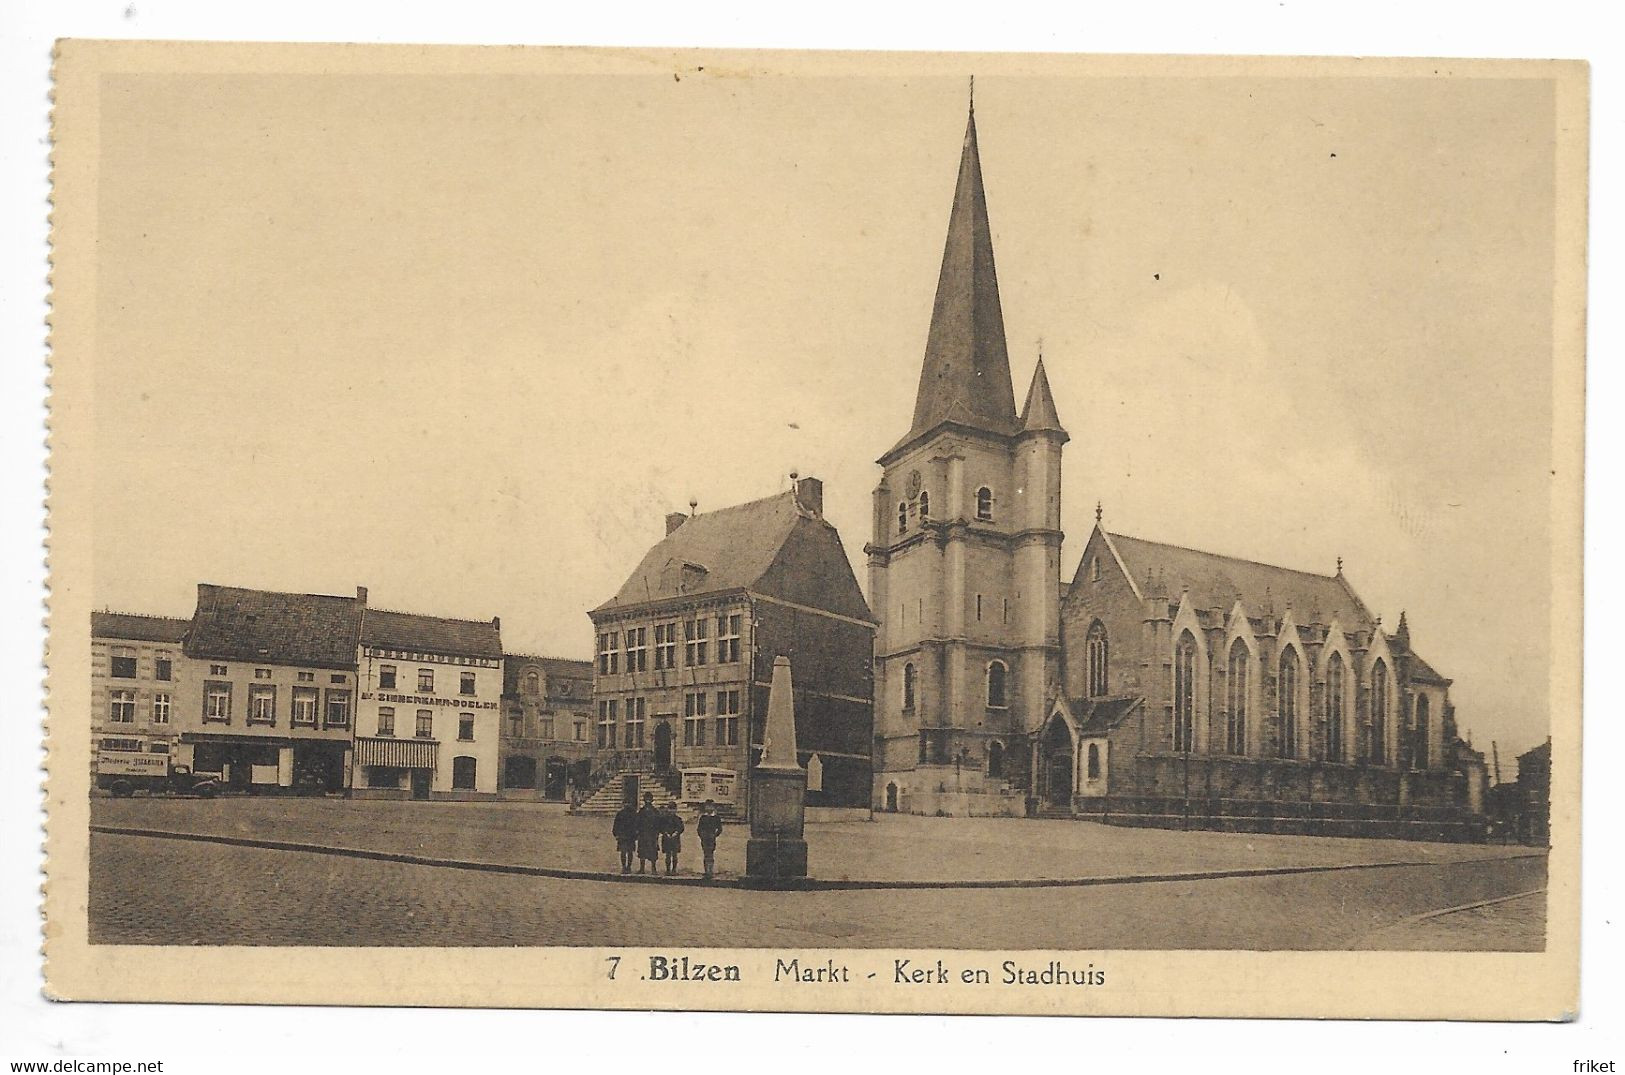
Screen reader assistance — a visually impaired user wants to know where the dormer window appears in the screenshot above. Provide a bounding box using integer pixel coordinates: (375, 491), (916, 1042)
(975, 486), (995, 522)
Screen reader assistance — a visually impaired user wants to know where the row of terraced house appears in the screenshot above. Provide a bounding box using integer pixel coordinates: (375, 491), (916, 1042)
(91, 586), (594, 801)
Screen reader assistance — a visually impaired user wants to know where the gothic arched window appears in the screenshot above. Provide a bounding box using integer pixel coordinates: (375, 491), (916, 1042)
(987, 740), (1004, 779)
(975, 486), (995, 522)
(1173, 631), (1197, 752)
(1226, 639), (1249, 755)
(1326, 651), (1346, 762)
(917, 490), (930, 520)
(1414, 693), (1430, 769)
(1086, 620), (1109, 697)
(524, 671), (540, 696)
(1278, 648), (1299, 759)
(897, 501), (908, 534)
(1090, 556), (1102, 582)
(986, 660), (1008, 709)
(902, 662), (916, 710)
(1370, 659), (1389, 764)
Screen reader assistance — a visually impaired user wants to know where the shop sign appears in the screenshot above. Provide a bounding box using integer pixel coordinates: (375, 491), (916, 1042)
(97, 751), (169, 777)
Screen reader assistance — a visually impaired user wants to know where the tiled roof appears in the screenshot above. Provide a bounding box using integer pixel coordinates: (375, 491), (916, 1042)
(503, 653), (593, 697)
(1073, 696), (1143, 735)
(1406, 649), (1451, 685)
(184, 584), (361, 668)
(595, 489), (871, 623)
(91, 611), (191, 644)
(362, 607), (503, 660)
(1106, 532), (1375, 629)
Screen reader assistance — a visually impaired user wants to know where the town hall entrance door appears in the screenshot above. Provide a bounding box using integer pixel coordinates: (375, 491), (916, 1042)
(653, 721), (673, 773)
(1041, 718), (1075, 808)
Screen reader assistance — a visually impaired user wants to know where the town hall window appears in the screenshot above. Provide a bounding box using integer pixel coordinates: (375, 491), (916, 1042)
(975, 486), (995, 521)
(1278, 649), (1299, 759)
(685, 618), (709, 666)
(598, 632), (620, 675)
(626, 697), (646, 747)
(1086, 620), (1109, 697)
(1326, 652), (1346, 762)
(684, 692), (707, 746)
(654, 623), (677, 670)
(1370, 659), (1389, 764)
(986, 660), (1008, 709)
(902, 662), (916, 710)
(1172, 632), (1196, 752)
(1225, 640), (1249, 755)
(597, 701), (616, 748)
(716, 615), (741, 663)
(626, 627), (648, 672)
(714, 689), (740, 746)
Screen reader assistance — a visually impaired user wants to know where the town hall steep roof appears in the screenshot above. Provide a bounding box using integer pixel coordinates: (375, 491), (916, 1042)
(594, 488), (873, 624)
(1101, 531), (1376, 629)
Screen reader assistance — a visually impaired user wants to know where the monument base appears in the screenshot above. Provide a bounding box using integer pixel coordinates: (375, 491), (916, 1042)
(746, 764), (808, 885)
(745, 835), (809, 883)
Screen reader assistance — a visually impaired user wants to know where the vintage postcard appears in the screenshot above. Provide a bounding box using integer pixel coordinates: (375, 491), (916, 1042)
(44, 41), (1585, 1018)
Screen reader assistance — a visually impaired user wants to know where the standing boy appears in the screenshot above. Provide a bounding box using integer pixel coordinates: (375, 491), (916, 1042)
(697, 799), (724, 880)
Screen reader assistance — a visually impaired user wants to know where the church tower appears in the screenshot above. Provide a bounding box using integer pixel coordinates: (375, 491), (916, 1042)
(868, 95), (1067, 807)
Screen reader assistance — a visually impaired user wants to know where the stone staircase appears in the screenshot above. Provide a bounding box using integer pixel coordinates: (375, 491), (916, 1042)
(572, 770), (741, 820)
(573, 770), (683, 815)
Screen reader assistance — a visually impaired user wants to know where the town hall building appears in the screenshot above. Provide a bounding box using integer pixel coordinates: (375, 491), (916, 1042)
(868, 99), (1487, 838)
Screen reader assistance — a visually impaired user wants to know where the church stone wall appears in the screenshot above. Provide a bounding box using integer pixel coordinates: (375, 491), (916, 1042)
(1061, 532), (1154, 703)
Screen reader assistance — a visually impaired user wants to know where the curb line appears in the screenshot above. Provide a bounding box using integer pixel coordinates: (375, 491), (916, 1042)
(90, 824), (1546, 893)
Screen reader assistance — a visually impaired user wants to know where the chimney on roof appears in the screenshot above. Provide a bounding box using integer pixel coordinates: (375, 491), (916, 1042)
(492, 616), (501, 632)
(793, 473), (823, 516)
(665, 512), (689, 535)
(356, 586), (368, 605)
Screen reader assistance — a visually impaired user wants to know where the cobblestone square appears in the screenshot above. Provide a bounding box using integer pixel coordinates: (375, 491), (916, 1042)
(88, 797), (1545, 949)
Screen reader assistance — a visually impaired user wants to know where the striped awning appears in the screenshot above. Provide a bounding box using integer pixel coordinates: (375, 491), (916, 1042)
(355, 736), (438, 770)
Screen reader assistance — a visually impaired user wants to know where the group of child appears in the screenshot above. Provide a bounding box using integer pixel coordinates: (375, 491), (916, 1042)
(612, 792), (725, 879)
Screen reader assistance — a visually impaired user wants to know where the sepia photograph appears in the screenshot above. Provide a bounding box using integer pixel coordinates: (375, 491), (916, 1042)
(41, 40), (1584, 1018)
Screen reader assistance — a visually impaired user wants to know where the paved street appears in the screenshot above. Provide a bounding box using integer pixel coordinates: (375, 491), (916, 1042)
(87, 799), (1546, 950)
(90, 797), (1535, 883)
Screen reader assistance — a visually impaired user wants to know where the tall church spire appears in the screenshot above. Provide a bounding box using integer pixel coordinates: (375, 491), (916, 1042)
(887, 92), (1018, 459)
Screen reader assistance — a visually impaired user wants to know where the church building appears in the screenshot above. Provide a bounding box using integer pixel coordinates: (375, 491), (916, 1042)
(868, 99), (1488, 838)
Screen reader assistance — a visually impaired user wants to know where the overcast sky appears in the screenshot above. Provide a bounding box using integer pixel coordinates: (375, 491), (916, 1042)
(91, 62), (1557, 759)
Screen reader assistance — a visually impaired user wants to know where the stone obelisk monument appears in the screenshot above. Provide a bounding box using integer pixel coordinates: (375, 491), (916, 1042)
(745, 655), (808, 884)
